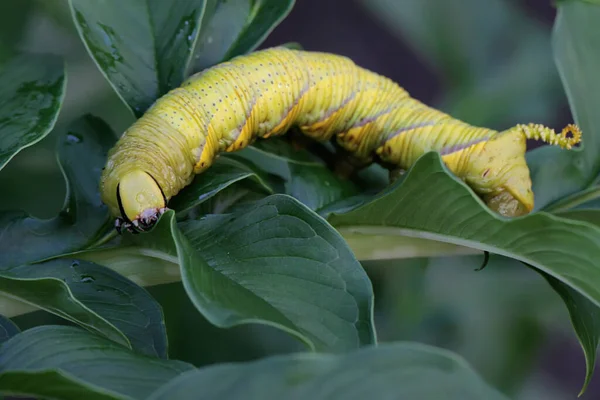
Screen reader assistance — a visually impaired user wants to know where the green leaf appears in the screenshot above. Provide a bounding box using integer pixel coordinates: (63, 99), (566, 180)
(528, 1), (600, 210)
(0, 52), (66, 171)
(546, 208), (600, 394)
(0, 325), (193, 400)
(190, 0), (295, 72)
(1, 258), (167, 358)
(168, 156), (273, 215)
(236, 139), (360, 211)
(0, 263), (128, 350)
(329, 152), (600, 308)
(0, 115), (113, 269)
(82, 195), (376, 352)
(179, 195), (375, 350)
(0, 314), (19, 344)
(328, 152), (600, 394)
(540, 272), (600, 396)
(69, 0), (207, 116)
(148, 342), (507, 400)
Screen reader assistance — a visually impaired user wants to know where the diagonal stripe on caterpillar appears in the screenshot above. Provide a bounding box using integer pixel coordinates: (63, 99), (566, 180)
(99, 47), (582, 233)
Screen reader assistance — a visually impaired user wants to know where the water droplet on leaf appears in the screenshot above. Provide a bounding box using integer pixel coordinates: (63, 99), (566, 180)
(66, 133), (82, 143)
(80, 275), (95, 283)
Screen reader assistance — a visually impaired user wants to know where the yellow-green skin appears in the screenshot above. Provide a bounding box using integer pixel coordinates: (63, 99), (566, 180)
(100, 47), (579, 226)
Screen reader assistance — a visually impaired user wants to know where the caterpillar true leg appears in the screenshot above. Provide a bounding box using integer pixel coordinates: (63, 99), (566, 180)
(100, 47), (582, 232)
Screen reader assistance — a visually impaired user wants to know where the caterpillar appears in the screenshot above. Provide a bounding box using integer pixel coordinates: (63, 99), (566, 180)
(99, 46), (582, 233)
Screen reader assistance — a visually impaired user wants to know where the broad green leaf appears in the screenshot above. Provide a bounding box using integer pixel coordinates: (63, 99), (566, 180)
(190, 0), (295, 73)
(148, 342), (507, 400)
(329, 152), (600, 311)
(1, 258), (167, 358)
(0, 52), (66, 171)
(328, 152), (600, 394)
(236, 139), (359, 211)
(169, 156), (273, 214)
(81, 195), (376, 352)
(0, 314), (19, 344)
(0, 115), (113, 269)
(179, 195), (375, 350)
(69, 0), (207, 116)
(0, 325), (193, 400)
(528, 1), (600, 210)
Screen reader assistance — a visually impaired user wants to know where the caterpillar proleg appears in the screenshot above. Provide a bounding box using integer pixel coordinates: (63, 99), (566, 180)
(99, 47), (582, 232)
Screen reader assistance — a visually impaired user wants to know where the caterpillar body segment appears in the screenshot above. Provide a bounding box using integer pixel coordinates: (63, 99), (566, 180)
(100, 47), (582, 232)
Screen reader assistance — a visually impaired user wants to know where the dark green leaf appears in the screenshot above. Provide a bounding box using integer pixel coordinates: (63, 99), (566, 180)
(0, 265), (128, 349)
(82, 195), (376, 352)
(0, 325), (193, 400)
(69, 0), (207, 115)
(0, 314), (19, 344)
(169, 156), (273, 214)
(0, 115), (113, 269)
(528, 1), (600, 210)
(0, 52), (66, 170)
(540, 272), (600, 396)
(148, 342), (507, 400)
(179, 195), (375, 350)
(2, 258), (167, 358)
(190, 0), (295, 72)
(237, 139), (359, 211)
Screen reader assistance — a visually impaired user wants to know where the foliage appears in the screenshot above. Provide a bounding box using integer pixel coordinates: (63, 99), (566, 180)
(0, 0), (599, 398)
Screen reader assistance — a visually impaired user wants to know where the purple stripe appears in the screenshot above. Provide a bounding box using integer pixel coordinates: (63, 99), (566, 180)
(312, 90), (358, 124)
(351, 105), (399, 129)
(439, 136), (489, 155)
(380, 121), (438, 146)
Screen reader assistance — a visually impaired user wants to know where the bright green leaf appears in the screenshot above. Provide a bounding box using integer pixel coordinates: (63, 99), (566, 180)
(69, 0), (207, 116)
(0, 325), (193, 400)
(0, 115), (113, 269)
(0, 314), (19, 344)
(0, 52), (66, 171)
(148, 342), (508, 400)
(190, 0), (295, 72)
(1, 258), (167, 358)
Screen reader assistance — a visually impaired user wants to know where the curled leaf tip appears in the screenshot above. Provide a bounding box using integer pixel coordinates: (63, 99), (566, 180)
(517, 123), (582, 149)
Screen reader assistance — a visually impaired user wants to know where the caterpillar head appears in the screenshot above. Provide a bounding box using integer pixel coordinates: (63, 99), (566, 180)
(115, 170), (167, 234)
(463, 123), (581, 218)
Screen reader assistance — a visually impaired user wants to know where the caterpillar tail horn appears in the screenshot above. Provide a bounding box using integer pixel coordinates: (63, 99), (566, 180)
(518, 123), (582, 149)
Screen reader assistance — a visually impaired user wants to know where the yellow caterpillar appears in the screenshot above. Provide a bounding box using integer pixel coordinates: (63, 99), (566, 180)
(99, 47), (581, 232)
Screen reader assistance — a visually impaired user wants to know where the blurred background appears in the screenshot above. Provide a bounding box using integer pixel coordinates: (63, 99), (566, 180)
(0, 0), (592, 399)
